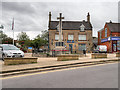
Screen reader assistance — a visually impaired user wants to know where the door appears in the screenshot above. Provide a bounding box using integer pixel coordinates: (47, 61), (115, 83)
(69, 44), (73, 54)
(112, 41), (117, 52)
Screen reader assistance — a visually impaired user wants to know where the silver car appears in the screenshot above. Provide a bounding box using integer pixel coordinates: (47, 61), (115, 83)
(0, 44), (24, 58)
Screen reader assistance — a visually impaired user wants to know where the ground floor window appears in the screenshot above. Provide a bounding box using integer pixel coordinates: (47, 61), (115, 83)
(117, 40), (120, 50)
(56, 42), (64, 46)
(78, 44), (86, 51)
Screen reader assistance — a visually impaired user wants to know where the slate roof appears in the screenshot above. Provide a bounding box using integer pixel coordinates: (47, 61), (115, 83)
(106, 23), (120, 32)
(49, 21), (92, 30)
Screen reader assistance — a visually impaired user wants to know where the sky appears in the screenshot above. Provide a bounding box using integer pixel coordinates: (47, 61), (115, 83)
(0, 0), (119, 40)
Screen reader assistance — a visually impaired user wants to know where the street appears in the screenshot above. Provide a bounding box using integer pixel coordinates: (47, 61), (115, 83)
(2, 63), (118, 88)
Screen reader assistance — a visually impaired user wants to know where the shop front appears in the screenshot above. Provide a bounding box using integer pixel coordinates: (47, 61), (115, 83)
(101, 37), (120, 53)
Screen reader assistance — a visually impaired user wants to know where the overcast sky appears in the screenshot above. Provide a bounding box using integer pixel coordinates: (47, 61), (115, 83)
(0, 0), (119, 40)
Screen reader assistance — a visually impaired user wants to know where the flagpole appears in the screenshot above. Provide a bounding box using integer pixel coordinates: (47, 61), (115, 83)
(12, 18), (14, 45)
(13, 26), (14, 45)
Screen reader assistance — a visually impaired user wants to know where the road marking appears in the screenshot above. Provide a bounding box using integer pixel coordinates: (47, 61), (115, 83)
(0, 62), (118, 80)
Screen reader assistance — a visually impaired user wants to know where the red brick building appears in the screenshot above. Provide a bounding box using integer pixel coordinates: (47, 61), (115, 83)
(98, 21), (120, 53)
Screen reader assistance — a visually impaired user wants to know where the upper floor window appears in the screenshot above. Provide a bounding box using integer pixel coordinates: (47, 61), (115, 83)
(80, 24), (85, 32)
(105, 28), (107, 37)
(68, 35), (74, 40)
(55, 34), (63, 40)
(78, 35), (86, 40)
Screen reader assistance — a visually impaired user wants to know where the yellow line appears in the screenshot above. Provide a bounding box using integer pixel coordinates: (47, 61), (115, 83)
(0, 62), (118, 80)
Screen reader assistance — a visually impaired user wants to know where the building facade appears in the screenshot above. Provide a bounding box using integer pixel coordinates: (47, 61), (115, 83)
(48, 12), (93, 53)
(98, 21), (120, 53)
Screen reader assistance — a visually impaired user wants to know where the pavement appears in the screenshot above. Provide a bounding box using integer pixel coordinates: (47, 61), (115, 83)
(0, 53), (119, 73)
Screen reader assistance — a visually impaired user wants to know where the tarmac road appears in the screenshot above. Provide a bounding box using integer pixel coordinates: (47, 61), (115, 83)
(2, 63), (118, 88)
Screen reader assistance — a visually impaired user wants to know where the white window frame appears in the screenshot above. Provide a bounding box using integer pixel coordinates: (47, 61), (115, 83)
(78, 35), (86, 40)
(55, 34), (63, 40)
(80, 24), (85, 32)
(68, 35), (74, 40)
(105, 28), (107, 37)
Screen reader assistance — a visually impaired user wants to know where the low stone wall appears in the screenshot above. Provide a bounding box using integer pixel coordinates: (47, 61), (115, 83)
(32, 53), (47, 57)
(91, 53), (107, 59)
(4, 58), (37, 65)
(116, 53), (120, 57)
(57, 54), (79, 61)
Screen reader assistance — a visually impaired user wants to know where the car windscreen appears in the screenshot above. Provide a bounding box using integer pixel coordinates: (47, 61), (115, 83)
(2, 45), (19, 50)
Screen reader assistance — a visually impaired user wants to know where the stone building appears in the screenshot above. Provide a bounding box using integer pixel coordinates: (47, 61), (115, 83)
(48, 12), (93, 53)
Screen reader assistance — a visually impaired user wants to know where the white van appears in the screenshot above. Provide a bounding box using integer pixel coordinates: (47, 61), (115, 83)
(96, 45), (107, 53)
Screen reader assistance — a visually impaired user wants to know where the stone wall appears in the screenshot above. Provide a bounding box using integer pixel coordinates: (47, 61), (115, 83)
(4, 58), (37, 65)
(49, 29), (93, 53)
(116, 53), (120, 57)
(91, 53), (107, 59)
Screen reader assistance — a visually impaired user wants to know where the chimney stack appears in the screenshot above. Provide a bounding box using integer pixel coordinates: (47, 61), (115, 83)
(49, 12), (52, 28)
(87, 12), (90, 22)
(110, 20), (112, 23)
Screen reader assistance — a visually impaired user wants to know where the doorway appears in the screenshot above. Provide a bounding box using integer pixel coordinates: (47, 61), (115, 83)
(69, 44), (73, 54)
(112, 41), (117, 52)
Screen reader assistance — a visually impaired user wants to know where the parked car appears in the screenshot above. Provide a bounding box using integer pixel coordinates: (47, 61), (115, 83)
(93, 45), (107, 53)
(0, 44), (24, 58)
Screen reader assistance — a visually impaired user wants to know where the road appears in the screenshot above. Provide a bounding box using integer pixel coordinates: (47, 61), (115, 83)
(2, 63), (118, 88)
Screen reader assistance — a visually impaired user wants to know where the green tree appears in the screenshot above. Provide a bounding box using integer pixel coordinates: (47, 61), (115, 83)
(17, 32), (30, 41)
(0, 31), (13, 44)
(31, 34), (44, 50)
(41, 30), (48, 45)
(17, 32), (30, 52)
(41, 30), (48, 41)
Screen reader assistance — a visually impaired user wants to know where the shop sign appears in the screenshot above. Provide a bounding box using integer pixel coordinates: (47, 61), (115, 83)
(28, 47), (32, 49)
(101, 37), (120, 43)
(101, 38), (108, 43)
(67, 40), (74, 43)
(111, 37), (120, 41)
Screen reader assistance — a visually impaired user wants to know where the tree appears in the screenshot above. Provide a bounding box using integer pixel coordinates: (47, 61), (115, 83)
(41, 30), (48, 45)
(31, 34), (44, 50)
(17, 32), (30, 41)
(17, 32), (30, 52)
(0, 31), (13, 44)
(41, 30), (48, 41)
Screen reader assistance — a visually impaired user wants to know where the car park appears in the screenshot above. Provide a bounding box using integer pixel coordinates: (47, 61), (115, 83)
(0, 44), (24, 58)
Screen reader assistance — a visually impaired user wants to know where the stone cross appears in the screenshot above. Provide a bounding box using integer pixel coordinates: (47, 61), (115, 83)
(57, 13), (64, 42)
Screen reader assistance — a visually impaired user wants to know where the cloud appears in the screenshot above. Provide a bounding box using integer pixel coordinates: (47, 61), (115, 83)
(1, 1), (118, 39)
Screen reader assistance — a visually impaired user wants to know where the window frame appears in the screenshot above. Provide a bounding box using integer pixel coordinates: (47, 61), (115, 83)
(68, 34), (74, 40)
(55, 34), (63, 41)
(80, 24), (85, 32)
(105, 28), (107, 37)
(78, 34), (86, 41)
